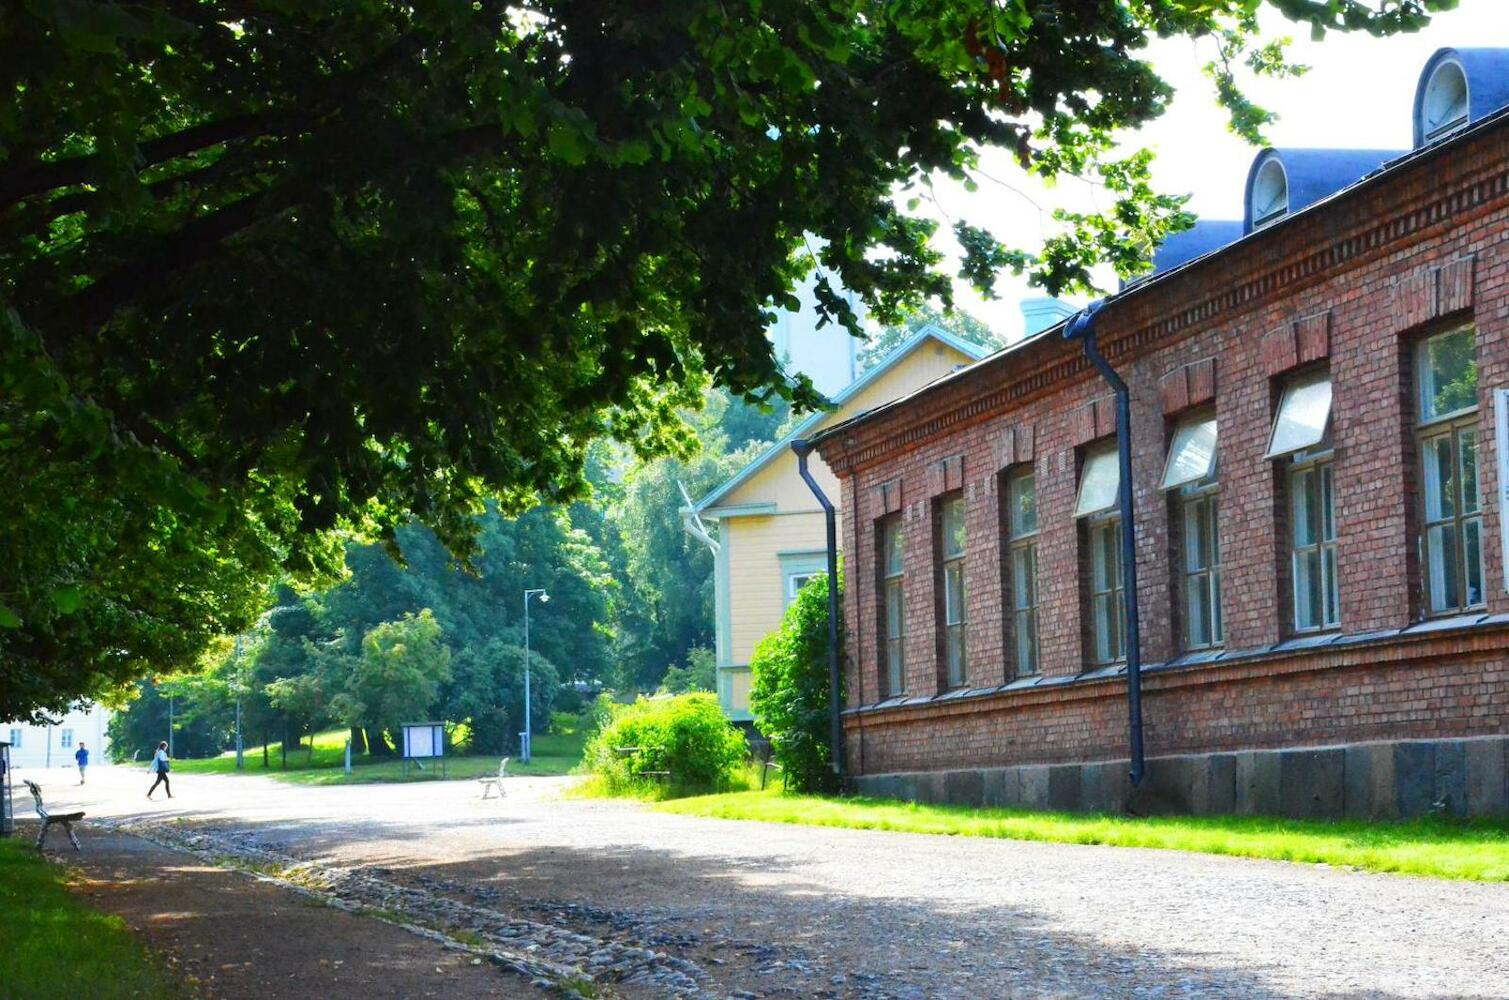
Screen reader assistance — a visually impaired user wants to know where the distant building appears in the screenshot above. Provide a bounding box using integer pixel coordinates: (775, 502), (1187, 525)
(807, 47), (1509, 819)
(689, 326), (989, 721)
(4, 704), (112, 769)
(767, 268), (864, 398)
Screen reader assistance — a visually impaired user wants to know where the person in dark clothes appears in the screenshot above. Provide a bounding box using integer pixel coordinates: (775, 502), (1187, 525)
(147, 740), (172, 799)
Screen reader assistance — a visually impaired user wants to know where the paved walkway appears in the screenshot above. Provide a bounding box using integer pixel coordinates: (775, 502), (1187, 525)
(13, 764), (1509, 999)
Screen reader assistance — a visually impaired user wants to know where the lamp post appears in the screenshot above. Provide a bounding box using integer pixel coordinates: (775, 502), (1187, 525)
(522, 588), (549, 763)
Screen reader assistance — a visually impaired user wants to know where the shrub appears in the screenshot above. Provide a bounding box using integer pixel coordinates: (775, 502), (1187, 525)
(583, 692), (747, 793)
(749, 569), (843, 793)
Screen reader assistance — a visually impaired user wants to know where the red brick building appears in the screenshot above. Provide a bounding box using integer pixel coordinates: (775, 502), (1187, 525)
(809, 48), (1509, 819)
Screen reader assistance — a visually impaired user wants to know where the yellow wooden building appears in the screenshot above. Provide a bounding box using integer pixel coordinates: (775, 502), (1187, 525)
(688, 327), (989, 721)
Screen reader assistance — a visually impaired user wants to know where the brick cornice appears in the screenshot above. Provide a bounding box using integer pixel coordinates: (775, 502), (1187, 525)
(819, 124), (1509, 476)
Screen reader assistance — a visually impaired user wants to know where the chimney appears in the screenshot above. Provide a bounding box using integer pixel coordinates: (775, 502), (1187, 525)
(1021, 297), (1078, 339)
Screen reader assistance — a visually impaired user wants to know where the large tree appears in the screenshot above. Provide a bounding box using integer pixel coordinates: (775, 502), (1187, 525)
(1, 0), (1451, 716)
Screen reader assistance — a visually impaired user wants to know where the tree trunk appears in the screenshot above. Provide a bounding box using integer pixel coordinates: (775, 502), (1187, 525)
(348, 726), (367, 756)
(365, 726), (394, 757)
(280, 720), (287, 769)
(262, 732), (269, 767)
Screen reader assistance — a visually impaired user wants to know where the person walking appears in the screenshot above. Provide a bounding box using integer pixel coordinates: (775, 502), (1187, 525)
(146, 741), (172, 799)
(75, 741), (89, 784)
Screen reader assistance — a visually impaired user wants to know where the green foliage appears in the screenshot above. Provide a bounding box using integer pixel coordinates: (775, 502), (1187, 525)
(583, 693), (748, 793)
(1, 0), (1453, 715)
(0, 839), (189, 998)
(749, 572), (844, 793)
(858, 305), (1000, 371)
(445, 639), (560, 755)
(327, 610), (452, 746)
(662, 646), (717, 694)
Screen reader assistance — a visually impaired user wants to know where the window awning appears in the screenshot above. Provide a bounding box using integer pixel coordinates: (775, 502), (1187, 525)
(1161, 413), (1218, 490)
(1266, 372), (1332, 459)
(1075, 445), (1120, 518)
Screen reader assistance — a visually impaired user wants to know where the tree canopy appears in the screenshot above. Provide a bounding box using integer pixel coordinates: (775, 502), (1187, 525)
(1, 0), (1453, 717)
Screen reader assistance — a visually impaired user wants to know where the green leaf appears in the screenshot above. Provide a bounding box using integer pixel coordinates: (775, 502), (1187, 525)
(51, 585), (84, 615)
(0, 605), (20, 629)
(546, 124), (593, 166)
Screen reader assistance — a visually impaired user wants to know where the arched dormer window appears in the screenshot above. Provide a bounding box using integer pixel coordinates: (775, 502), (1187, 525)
(1421, 58), (1470, 143)
(1250, 158), (1288, 229)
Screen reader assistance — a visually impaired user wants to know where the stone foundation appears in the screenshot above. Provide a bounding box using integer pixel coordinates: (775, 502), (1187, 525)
(851, 735), (1509, 819)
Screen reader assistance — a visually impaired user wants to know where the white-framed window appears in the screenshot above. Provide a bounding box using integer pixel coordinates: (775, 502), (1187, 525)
(1003, 468), (1039, 678)
(1251, 157), (1289, 229)
(1087, 513), (1126, 664)
(879, 515), (906, 697)
(787, 573), (819, 602)
(1268, 368), (1340, 632)
(1163, 411), (1222, 650)
(1416, 325), (1483, 615)
(60, 728), (74, 749)
(7, 728), (20, 748)
(938, 493), (968, 688)
(1421, 58), (1470, 143)
(1075, 442), (1120, 518)
(1290, 453), (1340, 632)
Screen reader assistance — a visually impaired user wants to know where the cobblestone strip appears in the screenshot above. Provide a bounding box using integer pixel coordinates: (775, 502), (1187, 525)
(109, 820), (711, 997)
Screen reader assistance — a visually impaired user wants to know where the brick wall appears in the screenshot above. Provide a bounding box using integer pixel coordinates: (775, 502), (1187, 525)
(818, 116), (1509, 776)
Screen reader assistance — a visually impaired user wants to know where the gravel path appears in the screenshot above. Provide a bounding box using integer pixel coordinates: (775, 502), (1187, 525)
(16, 764), (1509, 1000)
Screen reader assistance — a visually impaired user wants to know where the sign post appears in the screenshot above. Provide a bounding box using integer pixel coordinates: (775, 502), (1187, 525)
(400, 722), (446, 779)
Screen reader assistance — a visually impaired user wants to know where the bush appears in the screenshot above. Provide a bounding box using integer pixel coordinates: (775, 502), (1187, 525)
(749, 570), (843, 793)
(583, 693), (747, 793)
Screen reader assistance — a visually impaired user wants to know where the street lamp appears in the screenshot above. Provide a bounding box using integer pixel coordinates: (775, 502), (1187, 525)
(522, 588), (549, 762)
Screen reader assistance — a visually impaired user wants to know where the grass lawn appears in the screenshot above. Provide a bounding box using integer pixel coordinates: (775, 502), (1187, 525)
(659, 789), (1509, 882)
(0, 837), (189, 999)
(159, 726), (585, 785)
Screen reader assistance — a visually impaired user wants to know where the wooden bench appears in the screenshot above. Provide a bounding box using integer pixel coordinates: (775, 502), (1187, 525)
(477, 757), (511, 800)
(24, 780), (84, 851)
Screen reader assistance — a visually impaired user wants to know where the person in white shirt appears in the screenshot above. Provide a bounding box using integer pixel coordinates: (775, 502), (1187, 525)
(147, 740), (172, 799)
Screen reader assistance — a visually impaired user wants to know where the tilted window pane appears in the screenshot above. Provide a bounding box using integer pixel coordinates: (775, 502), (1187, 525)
(1460, 428), (1480, 515)
(1292, 468), (1316, 547)
(1427, 522), (1461, 613)
(1075, 446), (1120, 518)
(1418, 327), (1478, 423)
(943, 562), (965, 625)
(884, 520), (904, 576)
(1267, 373), (1333, 458)
(1465, 518), (1485, 609)
(1162, 414), (1219, 490)
(1423, 434), (1456, 522)
(942, 496), (966, 558)
(1008, 472), (1037, 538)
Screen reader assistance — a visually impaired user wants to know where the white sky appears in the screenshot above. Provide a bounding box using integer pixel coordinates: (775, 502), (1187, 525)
(924, 0), (1509, 341)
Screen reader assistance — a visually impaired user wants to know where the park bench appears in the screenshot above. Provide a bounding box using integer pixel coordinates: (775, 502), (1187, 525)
(614, 746), (672, 785)
(478, 757), (511, 800)
(24, 780), (84, 851)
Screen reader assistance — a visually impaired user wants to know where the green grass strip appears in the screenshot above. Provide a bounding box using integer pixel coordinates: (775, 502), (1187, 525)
(0, 838), (190, 998)
(658, 789), (1509, 881)
(160, 728), (584, 784)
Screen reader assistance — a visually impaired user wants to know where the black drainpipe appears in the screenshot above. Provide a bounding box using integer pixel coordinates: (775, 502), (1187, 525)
(1064, 301), (1145, 787)
(791, 439), (844, 782)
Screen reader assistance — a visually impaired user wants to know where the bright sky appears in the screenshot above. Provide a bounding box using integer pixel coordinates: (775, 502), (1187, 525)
(927, 0), (1509, 342)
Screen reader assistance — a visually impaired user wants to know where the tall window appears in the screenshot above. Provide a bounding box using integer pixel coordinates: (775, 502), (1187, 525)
(1077, 444), (1127, 664)
(879, 516), (905, 697)
(1163, 412), (1221, 650)
(938, 494), (968, 687)
(1004, 469), (1039, 677)
(1416, 326), (1483, 615)
(60, 728), (74, 749)
(1268, 369), (1339, 631)
(7, 728), (21, 748)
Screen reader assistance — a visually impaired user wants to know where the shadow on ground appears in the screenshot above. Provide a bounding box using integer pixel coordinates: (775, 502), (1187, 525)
(108, 813), (1480, 1000)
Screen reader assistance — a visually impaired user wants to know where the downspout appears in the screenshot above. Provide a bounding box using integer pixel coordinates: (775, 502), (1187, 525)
(1063, 301), (1146, 787)
(791, 439), (844, 782)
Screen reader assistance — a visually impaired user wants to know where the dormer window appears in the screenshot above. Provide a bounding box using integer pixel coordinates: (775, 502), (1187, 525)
(1421, 58), (1469, 143)
(1251, 158), (1289, 229)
